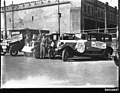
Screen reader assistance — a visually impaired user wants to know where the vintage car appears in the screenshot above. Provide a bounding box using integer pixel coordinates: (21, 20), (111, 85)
(0, 29), (25, 56)
(0, 28), (39, 56)
(48, 33), (87, 59)
(53, 32), (113, 61)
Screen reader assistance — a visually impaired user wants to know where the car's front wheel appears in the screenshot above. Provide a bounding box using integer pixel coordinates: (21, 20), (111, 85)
(62, 49), (69, 61)
(9, 45), (18, 56)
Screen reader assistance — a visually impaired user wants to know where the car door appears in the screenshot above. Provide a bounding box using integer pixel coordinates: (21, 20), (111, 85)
(86, 33), (104, 52)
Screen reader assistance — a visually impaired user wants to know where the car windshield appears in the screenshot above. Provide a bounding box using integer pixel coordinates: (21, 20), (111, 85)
(60, 34), (75, 40)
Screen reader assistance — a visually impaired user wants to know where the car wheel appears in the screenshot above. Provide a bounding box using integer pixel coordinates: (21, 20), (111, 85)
(114, 56), (119, 66)
(9, 45), (18, 56)
(48, 49), (55, 59)
(103, 49), (112, 60)
(62, 49), (69, 61)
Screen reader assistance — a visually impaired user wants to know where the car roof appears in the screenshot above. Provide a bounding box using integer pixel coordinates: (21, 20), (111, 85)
(88, 32), (112, 35)
(8, 28), (39, 32)
(46, 33), (60, 36)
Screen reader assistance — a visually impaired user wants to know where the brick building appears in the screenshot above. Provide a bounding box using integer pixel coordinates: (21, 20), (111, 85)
(1, 0), (118, 34)
(81, 0), (117, 31)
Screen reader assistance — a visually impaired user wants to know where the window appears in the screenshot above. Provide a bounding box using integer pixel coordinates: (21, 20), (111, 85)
(88, 6), (90, 14)
(105, 35), (112, 42)
(111, 14), (113, 21)
(32, 16), (34, 21)
(87, 34), (98, 41)
(101, 11), (104, 18)
(9, 19), (11, 22)
(98, 9), (100, 17)
(84, 4), (87, 13)
(108, 13), (110, 19)
(92, 7), (94, 14)
(19, 18), (22, 23)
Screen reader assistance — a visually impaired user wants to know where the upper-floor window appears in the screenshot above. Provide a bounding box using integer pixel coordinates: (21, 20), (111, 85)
(98, 9), (100, 17)
(88, 6), (90, 14)
(91, 7), (94, 14)
(101, 11), (104, 18)
(9, 19), (11, 22)
(111, 14), (113, 21)
(84, 4), (87, 13)
(32, 16), (34, 21)
(108, 13), (110, 19)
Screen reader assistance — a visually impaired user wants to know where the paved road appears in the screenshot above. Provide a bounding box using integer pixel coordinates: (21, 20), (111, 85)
(1, 53), (119, 88)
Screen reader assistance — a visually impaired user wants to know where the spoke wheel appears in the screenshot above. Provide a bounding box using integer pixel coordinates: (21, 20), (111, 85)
(10, 45), (18, 56)
(103, 49), (111, 60)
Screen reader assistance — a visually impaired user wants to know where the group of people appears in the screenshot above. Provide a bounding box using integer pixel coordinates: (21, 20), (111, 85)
(24, 31), (51, 59)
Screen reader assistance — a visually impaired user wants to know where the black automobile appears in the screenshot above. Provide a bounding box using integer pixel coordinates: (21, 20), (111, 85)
(53, 32), (113, 61)
(0, 28), (39, 56)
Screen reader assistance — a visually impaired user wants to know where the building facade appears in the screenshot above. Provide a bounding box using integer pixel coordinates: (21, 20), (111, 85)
(1, 0), (117, 34)
(81, 0), (117, 31)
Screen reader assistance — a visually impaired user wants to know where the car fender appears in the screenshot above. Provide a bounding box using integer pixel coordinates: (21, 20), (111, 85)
(56, 43), (74, 52)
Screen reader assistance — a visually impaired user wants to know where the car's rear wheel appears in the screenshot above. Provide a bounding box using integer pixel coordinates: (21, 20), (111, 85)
(103, 48), (112, 60)
(9, 45), (18, 56)
(62, 49), (69, 61)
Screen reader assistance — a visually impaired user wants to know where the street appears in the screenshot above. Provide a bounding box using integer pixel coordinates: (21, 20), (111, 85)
(1, 53), (119, 88)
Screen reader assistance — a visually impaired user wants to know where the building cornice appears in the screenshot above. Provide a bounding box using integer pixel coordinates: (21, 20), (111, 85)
(1, 0), (71, 13)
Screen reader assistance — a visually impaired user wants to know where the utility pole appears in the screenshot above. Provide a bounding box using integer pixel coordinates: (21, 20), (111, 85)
(58, 0), (61, 35)
(94, 0), (98, 30)
(104, 2), (108, 33)
(12, 1), (14, 29)
(4, 0), (7, 39)
(118, 0), (120, 62)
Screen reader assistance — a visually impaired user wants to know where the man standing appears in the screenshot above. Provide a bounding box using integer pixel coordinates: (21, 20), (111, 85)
(40, 34), (46, 59)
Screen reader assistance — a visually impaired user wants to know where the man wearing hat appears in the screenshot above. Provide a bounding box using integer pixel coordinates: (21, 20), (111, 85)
(40, 33), (47, 59)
